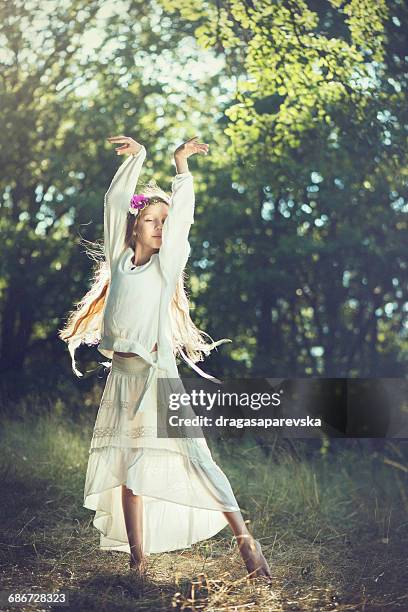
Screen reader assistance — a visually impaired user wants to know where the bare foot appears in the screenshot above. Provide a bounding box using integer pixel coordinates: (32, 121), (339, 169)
(237, 536), (273, 584)
(129, 554), (148, 578)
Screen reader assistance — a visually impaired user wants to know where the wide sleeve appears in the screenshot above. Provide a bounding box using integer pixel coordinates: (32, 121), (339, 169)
(103, 146), (147, 270)
(159, 171), (195, 288)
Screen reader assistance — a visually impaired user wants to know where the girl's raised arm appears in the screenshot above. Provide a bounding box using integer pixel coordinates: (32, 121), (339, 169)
(159, 137), (209, 288)
(159, 171), (195, 288)
(104, 136), (147, 270)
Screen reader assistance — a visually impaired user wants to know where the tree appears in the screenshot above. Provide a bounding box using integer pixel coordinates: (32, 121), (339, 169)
(159, 0), (407, 377)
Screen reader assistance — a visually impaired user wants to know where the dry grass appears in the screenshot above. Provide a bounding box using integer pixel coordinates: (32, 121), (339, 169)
(0, 413), (407, 611)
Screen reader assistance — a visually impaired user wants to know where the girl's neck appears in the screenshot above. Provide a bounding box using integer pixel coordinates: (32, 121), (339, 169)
(132, 247), (158, 267)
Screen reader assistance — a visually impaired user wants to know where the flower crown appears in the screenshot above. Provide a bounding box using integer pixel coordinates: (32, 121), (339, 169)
(129, 193), (170, 216)
(129, 193), (150, 215)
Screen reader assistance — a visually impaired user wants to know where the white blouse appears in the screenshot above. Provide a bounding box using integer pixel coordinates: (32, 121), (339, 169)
(94, 146), (224, 418)
(98, 249), (162, 358)
(97, 145), (194, 368)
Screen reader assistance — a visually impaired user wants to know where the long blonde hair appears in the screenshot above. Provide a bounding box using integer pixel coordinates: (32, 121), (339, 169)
(58, 179), (231, 377)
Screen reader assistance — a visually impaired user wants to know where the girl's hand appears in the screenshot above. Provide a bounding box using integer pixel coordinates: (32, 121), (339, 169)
(106, 135), (144, 156)
(174, 136), (209, 159)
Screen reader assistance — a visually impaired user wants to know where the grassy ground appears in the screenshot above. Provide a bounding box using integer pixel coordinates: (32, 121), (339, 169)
(0, 412), (407, 611)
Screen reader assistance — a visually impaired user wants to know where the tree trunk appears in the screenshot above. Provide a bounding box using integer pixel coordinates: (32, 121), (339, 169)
(0, 276), (33, 373)
(253, 287), (274, 376)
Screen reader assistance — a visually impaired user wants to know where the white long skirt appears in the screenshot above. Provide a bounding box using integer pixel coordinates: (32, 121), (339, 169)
(83, 352), (240, 555)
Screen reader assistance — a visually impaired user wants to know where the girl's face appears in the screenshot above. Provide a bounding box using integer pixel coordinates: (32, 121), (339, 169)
(134, 202), (168, 250)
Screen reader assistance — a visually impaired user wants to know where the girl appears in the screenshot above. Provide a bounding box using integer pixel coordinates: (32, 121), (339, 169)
(59, 135), (272, 583)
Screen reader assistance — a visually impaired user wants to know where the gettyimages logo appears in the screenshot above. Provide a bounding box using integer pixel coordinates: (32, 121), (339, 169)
(156, 378), (408, 440)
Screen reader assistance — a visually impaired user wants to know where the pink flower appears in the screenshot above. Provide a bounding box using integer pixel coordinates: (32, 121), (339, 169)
(130, 193), (150, 211)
